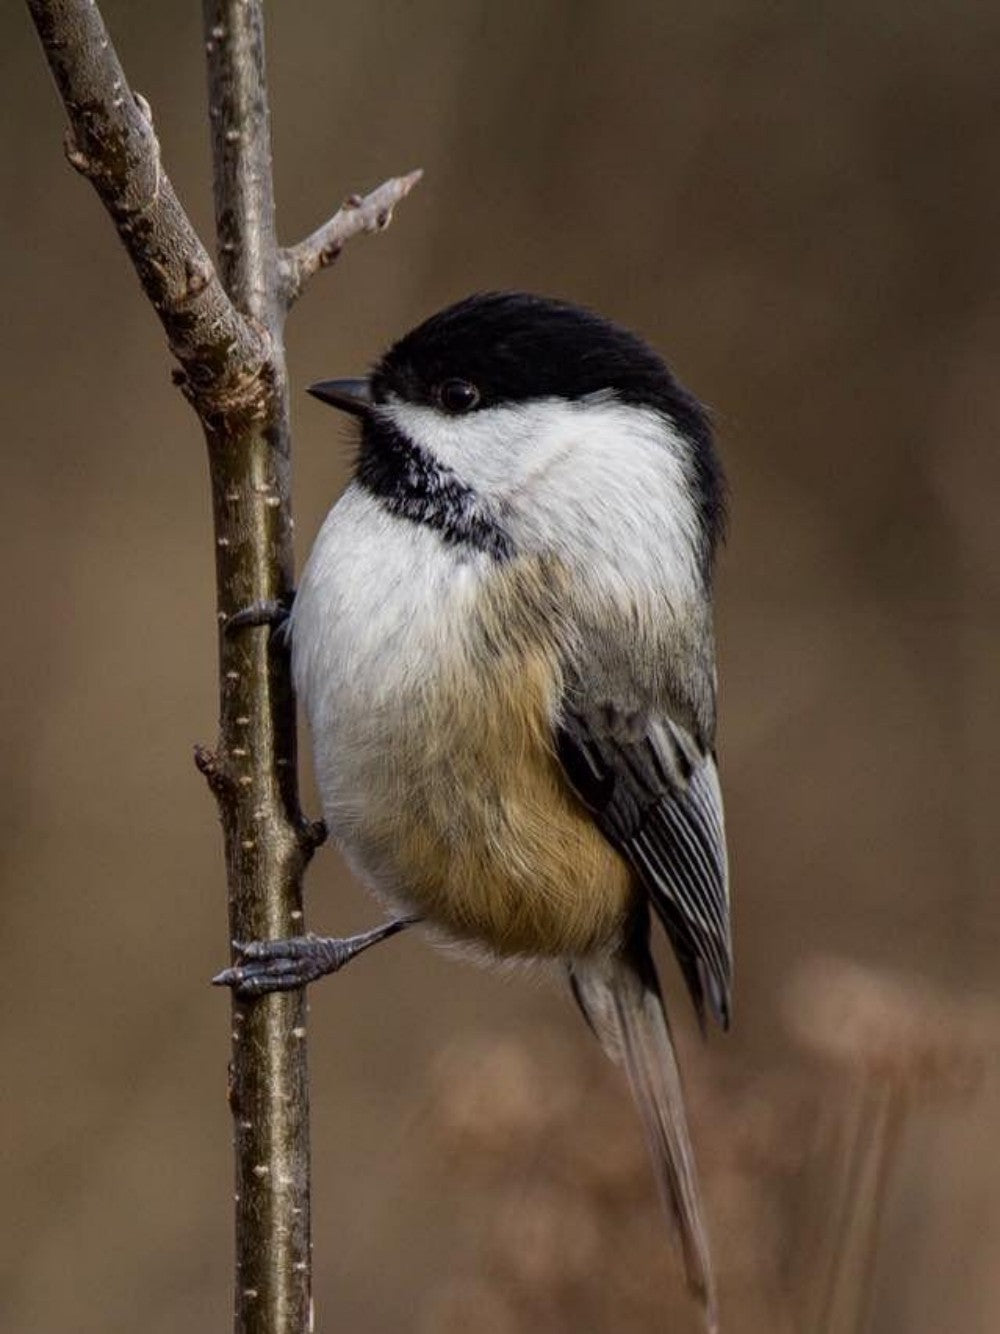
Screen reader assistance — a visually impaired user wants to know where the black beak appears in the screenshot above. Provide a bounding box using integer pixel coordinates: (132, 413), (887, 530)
(307, 377), (373, 418)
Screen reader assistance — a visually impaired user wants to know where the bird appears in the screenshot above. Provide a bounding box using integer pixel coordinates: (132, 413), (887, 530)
(215, 291), (731, 1330)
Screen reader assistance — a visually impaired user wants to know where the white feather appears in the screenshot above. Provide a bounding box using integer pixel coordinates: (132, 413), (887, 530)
(290, 484), (493, 898)
(380, 394), (704, 605)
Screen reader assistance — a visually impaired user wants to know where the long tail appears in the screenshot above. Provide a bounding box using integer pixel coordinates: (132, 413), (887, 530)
(570, 944), (718, 1333)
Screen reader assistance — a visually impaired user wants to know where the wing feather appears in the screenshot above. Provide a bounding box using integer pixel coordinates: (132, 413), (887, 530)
(556, 705), (732, 1028)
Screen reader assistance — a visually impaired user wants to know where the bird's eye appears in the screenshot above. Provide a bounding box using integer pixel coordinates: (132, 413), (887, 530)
(437, 378), (480, 414)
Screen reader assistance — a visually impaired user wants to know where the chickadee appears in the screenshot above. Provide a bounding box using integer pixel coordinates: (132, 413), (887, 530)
(218, 292), (730, 1330)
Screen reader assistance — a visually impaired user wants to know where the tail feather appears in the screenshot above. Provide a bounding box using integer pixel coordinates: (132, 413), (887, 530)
(571, 949), (718, 1333)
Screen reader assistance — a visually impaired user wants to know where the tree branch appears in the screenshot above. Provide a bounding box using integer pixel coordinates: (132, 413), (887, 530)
(25, 0), (267, 413)
(201, 5), (313, 1333)
(281, 168), (424, 307)
(26, 2), (421, 1333)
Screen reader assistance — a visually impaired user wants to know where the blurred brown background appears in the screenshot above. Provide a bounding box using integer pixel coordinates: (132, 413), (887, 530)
(3, 2), (999, 1331)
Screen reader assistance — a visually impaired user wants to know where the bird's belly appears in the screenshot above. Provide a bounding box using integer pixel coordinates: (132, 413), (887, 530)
(292, 489), (631, 958)
(359, 650), (632, 958)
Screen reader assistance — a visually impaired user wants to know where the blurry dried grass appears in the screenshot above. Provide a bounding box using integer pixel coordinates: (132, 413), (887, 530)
(786, 956), (996, 1098)
(415, 959), (998, 1334)
(786, 958), (998, 1334)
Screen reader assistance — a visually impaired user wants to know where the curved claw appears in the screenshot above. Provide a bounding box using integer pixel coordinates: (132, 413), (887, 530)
(214, 955), (321, 998)
(223, 597), (294, 638)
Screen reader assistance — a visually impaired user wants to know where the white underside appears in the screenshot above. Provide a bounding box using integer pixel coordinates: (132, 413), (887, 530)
(291, 485), (492, 908)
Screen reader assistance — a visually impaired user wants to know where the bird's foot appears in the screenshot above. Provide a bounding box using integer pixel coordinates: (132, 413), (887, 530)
(223, 595), (294, 637)
(212, 918), (416, 1000)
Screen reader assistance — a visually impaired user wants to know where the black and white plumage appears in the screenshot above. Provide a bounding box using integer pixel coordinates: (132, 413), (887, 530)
(238, 293), (731, 1330)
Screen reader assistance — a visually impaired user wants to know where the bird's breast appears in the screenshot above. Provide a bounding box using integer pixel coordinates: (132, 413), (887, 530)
(291, 485), (631, 958)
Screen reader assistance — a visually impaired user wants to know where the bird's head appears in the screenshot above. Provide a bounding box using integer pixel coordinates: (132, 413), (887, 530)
(309, 292), (724, 582)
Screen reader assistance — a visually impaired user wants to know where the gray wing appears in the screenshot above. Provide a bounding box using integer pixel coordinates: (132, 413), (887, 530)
(557, 704), (732, 1029)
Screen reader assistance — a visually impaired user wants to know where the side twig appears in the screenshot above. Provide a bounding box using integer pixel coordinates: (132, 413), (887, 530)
(281, 168), (424, 307)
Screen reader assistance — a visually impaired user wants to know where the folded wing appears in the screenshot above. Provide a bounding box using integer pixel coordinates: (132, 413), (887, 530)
(556, 704), (731, 1028)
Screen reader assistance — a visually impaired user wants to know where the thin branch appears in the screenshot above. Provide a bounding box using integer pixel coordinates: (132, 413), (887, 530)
(281, 168), (424, 307)
(205, 1), (284, 338)
(25, 0), (267, 413)
(202, 5), (312, 1333)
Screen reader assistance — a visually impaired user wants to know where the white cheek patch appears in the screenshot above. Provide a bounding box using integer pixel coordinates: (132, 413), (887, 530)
(379, 398), (544, 496)
(380, 395), (704, 600)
